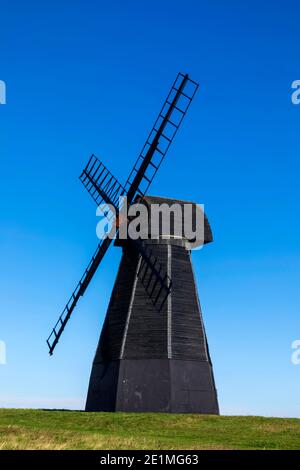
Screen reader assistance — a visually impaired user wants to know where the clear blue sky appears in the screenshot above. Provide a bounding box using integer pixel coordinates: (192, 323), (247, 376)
(1, 0), (300, 416)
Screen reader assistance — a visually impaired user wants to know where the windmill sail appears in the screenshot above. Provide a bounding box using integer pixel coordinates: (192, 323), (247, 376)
(47, 234), (171, 355)
(125, 73), (199, 202)
(80, 155), (126, 221)
(79, 154), (172, 305)
(47, 235), (113, 355)
(47, 72), (199, 355)
(127, 238), (172, 311)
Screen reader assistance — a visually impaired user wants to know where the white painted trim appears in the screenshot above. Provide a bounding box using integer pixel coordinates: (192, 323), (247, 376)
(167, 244), (172, 359)
(120, 256), (142, 359)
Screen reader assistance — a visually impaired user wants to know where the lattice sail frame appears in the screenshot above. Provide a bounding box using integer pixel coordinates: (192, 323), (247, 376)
(47, 73), (199, 355)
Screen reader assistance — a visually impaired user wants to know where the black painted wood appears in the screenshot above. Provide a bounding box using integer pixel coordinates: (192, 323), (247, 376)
(85, 197), (219, 414)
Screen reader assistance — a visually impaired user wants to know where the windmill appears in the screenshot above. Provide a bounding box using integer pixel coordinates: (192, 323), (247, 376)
(47, 73), (219, 414)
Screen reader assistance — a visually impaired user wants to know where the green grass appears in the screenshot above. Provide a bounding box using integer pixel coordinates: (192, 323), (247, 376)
(0, 409), (299, 450)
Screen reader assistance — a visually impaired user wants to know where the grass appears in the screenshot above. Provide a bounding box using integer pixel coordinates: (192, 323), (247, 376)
(0, 409), (299, 450)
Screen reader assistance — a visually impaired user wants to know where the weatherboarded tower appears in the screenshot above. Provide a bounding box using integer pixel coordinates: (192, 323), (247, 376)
(85, 196), (219, 413)
(47, 73), (219, 414)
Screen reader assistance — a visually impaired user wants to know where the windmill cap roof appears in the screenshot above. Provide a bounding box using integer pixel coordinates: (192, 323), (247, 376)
(129, 195), (213, 247)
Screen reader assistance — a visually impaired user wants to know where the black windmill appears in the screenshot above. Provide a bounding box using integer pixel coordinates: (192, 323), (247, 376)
(47, 73), (219, 414)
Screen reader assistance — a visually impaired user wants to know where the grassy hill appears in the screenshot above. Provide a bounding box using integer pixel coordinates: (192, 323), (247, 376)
(0, 409), (299, 450)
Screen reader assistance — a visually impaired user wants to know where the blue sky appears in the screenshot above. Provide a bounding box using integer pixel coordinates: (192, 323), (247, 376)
(1, 0), (300, 416)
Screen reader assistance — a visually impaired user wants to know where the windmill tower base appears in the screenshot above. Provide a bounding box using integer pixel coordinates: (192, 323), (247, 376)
(86, 358), (218, 413)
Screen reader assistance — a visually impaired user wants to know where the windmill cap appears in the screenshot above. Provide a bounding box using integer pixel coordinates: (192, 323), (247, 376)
(115, 195), (213, 249)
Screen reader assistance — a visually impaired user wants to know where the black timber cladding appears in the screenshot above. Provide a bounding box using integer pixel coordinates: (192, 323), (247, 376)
(86, 196), (219, 413)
